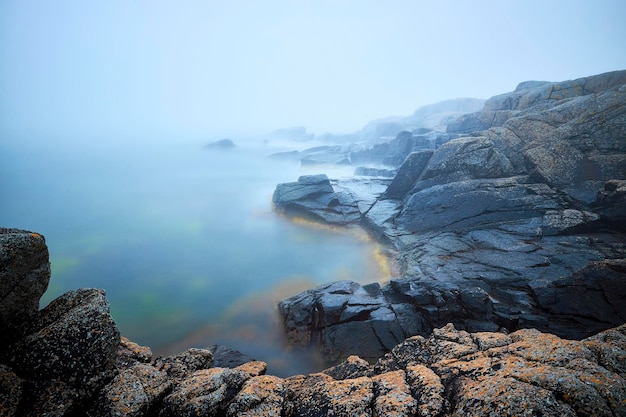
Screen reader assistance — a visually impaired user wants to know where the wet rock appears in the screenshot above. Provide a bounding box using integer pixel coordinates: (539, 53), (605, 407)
(279, 246), (626, 361)
(272, 174), (361, 224)
(381, 130), (433, 166)
(382, 150), (433, 199)
(418, 136), (516, 184)
(398, 177), (552, 234)
(208, 344), (255, 368)
(279, 280), (421, 361)
(533, 258), (626, 338)
(0, 228), (50, 346)
(278, 72), (626, 359)
(594, 179), (626, 230)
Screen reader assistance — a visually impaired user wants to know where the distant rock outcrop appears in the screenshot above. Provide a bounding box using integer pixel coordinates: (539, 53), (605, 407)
(268, 98), (485, 168)
(275, 70), (626, 362)
(203, 138), (236, 149)
(2, 229), (626, 416)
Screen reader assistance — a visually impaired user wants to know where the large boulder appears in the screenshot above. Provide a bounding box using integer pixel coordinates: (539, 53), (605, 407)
(0, 228), (50, 346)
(5, 289), (121, 414)
(382, 150), (433, 199)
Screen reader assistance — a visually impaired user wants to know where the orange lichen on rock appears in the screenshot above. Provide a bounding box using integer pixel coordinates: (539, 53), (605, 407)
(406, 364), (446, 417)
(235, 361), (267, 377)
(371, 370), (417, 416)
(228, 375), (287, 417)
(287, 373), (374, 417)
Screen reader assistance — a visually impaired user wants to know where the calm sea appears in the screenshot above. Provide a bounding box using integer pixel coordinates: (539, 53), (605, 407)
(1, 132), (388, 376)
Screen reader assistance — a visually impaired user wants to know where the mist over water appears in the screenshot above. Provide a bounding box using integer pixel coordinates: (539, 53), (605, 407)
(1, 133), (387, 376)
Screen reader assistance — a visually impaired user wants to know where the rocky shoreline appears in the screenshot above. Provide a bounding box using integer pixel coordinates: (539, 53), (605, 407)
(2, 228), (626, 416)
(2, 70), (626, 416)
(274, 70), (626, 363)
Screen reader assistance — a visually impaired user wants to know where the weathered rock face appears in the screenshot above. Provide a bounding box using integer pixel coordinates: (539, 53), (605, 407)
(272, 174), (360, 224)
(382, 150), (434, 199)
(276, 70), (626, 361)
(0, 228), (50, 346)
(3, 288), (121, 415)
(117, 322), (623, 417)
(6, 320), (622, 417)
(448, 70), (626, 134)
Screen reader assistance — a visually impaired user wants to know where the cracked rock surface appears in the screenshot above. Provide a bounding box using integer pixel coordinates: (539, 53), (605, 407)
(275, 70), (626, 361)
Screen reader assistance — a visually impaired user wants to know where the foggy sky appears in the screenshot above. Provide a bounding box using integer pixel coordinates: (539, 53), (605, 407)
(1, 0), (625, 140)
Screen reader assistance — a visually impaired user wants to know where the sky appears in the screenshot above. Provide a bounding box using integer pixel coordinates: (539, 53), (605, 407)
(1, 0), (625, 140)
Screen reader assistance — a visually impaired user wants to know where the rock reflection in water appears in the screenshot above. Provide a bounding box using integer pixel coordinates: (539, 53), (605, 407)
(158, 277), (327, 377)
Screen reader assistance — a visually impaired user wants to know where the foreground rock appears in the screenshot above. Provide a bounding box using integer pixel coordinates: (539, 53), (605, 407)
(276, 70), (626, 359)
(2, 228), (626, 415)
(0, 228), (50, 346)
(91, 323), (626, 417)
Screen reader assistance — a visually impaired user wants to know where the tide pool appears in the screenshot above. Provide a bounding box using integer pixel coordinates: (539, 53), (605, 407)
(1, 133), (388, 376)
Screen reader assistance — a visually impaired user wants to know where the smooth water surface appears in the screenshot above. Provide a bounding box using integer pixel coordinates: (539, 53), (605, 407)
(1, 133), (387, 376)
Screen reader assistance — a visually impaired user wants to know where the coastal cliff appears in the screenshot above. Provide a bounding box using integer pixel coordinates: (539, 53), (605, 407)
(274, 70), (626, 361)
(1, 228), (625, 416)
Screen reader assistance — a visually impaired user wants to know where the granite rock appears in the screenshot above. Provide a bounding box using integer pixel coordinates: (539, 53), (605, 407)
(0, 228), (50, 346)
(7, 288), (120, 394)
